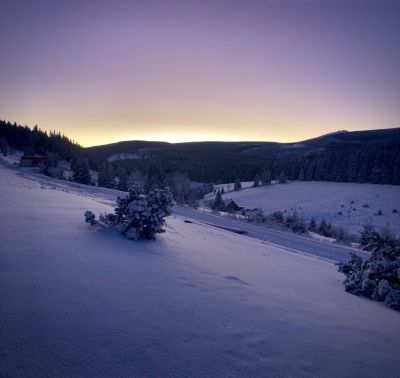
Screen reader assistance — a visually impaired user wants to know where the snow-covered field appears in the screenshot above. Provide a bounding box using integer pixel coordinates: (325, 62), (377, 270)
(1, 164), (400, 377)
(204, 181), (255, 198)
(219, 181), (400, 236)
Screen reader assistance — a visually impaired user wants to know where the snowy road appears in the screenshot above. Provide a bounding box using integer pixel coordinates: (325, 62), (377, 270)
(173, 207), (368, 263)
(0, 159), (367, 263)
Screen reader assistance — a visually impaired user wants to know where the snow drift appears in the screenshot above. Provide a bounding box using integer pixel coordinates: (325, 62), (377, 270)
(0, 164), (399, 377)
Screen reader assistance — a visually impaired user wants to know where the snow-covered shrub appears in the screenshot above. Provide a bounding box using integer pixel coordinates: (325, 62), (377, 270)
(84, 185), (174, 240)
(359, 223), (397, 252)
(338, 226), (400, 311)
(285, 211), (306, 234)
(270, 211), (284, 223)
(248, 208), (266, 223)
(84, 210), (96, 225)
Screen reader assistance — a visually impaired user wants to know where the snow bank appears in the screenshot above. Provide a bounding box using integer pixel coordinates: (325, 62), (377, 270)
(309, 231), (336, 243)
(1, 165), (399, 377)
(197, 206), (247, 220)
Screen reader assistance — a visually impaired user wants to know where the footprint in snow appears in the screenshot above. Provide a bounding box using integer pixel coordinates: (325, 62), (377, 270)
(224, 275), (250, 286)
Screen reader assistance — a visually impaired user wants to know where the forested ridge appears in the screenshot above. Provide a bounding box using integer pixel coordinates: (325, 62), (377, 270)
(1, 120), (399, 186)
(0, 120), (95, 165)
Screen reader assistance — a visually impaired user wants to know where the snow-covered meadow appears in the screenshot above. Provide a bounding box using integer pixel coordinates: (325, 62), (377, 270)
(1, 164), (400, 377)
(218, 181), (400, 236)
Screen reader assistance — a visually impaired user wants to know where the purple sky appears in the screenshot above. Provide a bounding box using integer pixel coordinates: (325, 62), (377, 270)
(1, 0), (399, 146)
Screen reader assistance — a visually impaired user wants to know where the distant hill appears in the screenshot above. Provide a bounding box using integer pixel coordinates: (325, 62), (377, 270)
(86, 128), (400, 185)
(86, 140), (169, 160)
(87, 128), (400, 160)
(296, 128), (400, 151)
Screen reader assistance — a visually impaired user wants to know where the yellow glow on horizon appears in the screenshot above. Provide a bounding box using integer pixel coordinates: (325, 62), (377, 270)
(72, 128), (323, 147)
(4, 109), (394, 148)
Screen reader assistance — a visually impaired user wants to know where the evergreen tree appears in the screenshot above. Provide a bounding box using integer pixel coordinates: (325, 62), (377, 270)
(261, 169), (272, 185)
(212, 191), (226, 211)
(73, 160), (91, 185)
(359, 223), (386, 252)
(308, 217), (317, 231)
(338, 229), (400, 311)
(234, 178), (242, 191)
(85, 185), (174, 240)
(0, 138), (9, 155)
(305, 160), (317, 181)
(98, 166), (115, 188)
(271, 211), (284, 223)
(318, 219), (330, 237)
(298, 167), (305, 181)
(369, 156), (383, 184)
(278, 171), (287, 184)
(169, 171), (191, 205)
(127, 169), (148, 189)
(117, 170), (128, 191)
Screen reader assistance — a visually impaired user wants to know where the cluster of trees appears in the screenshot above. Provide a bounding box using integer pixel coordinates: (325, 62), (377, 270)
(252, 170), (286, 187)
(103, 140), (400, 186)
(338, 224), (400, 311)
(247, 209), (352, 241)
(0, 120), (92, 163)
(96, 163), (212, 208)
(265, 211), (308, 235)
(294, 143), (400, 185)
(0, 120), (101, 184)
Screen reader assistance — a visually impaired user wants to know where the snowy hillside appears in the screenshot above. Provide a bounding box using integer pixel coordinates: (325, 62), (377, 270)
(1, 164), (400, 377)
(219, 181), (400, 236)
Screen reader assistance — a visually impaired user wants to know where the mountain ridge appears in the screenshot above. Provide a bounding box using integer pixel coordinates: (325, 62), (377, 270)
(86, 127), (400, 158)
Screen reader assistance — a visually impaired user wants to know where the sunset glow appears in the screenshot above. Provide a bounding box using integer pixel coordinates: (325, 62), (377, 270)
(1, 0), (399, 146)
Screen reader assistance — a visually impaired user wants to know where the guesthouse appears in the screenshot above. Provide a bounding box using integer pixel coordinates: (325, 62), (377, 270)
(20, 155), (47, 168)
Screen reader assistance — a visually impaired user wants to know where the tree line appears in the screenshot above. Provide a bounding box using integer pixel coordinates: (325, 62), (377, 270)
(0, 120), (102, 184)
(1, 120), (399, 189)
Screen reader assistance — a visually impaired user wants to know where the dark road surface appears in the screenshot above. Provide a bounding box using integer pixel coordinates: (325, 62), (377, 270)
(174, 206), (368, 263)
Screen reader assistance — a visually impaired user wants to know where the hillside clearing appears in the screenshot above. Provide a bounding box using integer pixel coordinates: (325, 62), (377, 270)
(218, 181), (400, 236)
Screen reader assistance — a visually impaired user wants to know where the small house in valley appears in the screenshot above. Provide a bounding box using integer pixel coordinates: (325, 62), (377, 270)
(20, 155), (47, 168)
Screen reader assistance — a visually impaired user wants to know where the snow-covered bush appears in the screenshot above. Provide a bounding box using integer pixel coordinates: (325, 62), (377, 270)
(359, 223), (381, 251)
(270, 211), (284, 223)
(284, 211), (306, 234)
(338, 226), (400, 311)
(84, 185), (174, 240)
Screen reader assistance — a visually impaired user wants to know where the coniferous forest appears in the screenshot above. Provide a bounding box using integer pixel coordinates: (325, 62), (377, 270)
(1, 120), (399, 187)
